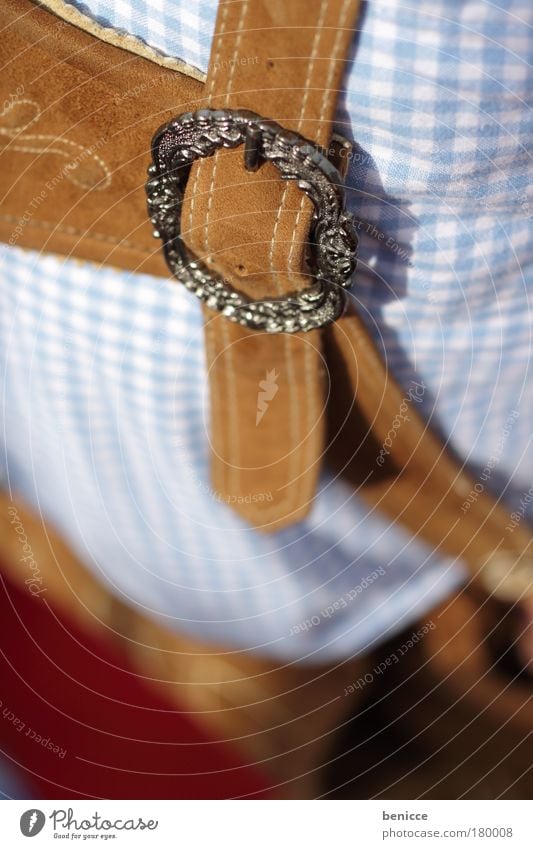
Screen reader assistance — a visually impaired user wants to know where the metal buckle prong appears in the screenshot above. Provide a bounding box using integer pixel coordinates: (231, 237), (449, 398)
(243, 124), (264, 172)
(328, 133), (353, 180)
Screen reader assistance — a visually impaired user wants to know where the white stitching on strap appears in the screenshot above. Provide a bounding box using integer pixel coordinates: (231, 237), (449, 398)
(268, 1), (330, 282)
(202, 0), (248, 255)
(284, 0), (353, 520)
(288, 0), (352, 275)
(265, 1), (330, 522)
(204, 1), (249, 505)
(186, 0), (233, 254)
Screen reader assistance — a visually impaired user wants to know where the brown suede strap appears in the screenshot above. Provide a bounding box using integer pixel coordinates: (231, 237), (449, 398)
(326, 314), (533, 600)
(181, 0), (362, 530)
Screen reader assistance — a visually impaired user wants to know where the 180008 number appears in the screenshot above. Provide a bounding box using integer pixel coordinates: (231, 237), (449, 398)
(475, 828), (513, 838)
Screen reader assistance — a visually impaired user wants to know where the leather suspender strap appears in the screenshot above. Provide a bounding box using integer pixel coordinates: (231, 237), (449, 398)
(327, 318), (533, 600)
(181, 0), (362, 530)
(182, 0), (533, 598)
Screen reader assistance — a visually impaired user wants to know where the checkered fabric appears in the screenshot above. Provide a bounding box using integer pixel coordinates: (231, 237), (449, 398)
(1, 0), (532, 661)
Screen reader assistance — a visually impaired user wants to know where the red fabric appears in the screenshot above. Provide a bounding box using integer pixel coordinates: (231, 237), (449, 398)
(0, 571), (270, 799)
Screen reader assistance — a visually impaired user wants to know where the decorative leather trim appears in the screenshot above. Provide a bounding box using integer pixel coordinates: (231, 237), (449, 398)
(36, 0), (207, 81)
(0, 0), (204, 276)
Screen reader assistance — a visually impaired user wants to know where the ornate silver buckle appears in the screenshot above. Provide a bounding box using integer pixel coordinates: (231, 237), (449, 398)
(146, 109), (357, 333)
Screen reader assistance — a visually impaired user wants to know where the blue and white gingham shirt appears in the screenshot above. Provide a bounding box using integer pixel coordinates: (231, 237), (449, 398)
(1, 0), (532, 661)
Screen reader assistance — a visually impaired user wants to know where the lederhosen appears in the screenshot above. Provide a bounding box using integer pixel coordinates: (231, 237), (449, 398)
(1, 0), (532, 797)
